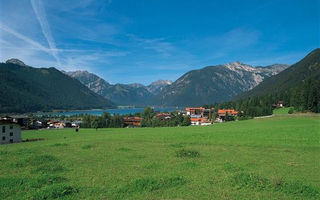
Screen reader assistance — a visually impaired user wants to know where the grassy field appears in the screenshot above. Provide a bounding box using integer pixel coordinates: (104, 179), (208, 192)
(273, 107), (293, 114)
(1, 115), (319, 200)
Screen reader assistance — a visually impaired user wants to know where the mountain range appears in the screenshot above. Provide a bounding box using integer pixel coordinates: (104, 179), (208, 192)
(154, 62), (288, 106)
(66, 62), (288, 107)
(0, 59), (114, 113)
(64, 70), (172, 106)
(0, 55), (299, 113)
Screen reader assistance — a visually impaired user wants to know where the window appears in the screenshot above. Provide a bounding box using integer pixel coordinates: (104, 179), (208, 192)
(2, 126), (5, 133)
(10, 139), (13, 143)
(10, 125), (13, 129)
(2, 136), (5, 141)
(10, 132), (13, 136)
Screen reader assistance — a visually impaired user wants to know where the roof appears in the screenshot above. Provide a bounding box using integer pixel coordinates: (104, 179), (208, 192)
(0, 119), (20, 125)
(156, 113), (170, 117)
(123, 117), (142, 122)
(186, 107), (205, 111)
(190, 117), (209, 122)
(8, 115), (29, 119)
(218, 109), (238, 115)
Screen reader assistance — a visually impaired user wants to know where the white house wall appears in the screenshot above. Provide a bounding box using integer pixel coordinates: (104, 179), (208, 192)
(0, 124), (22, 144)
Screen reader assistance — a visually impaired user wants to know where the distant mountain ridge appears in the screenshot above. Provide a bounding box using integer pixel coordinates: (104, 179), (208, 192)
(0, 59), (114, 113)
(238, 48), (320, 99)
(66, 63), (287, 107)
(65, 70), (172, 106)
(154, 62), (289, 106)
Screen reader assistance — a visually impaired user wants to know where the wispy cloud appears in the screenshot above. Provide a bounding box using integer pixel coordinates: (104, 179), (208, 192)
(30, 0), (60, 65)
(0, 23), (51, 54)
(127, 34), (177, 57)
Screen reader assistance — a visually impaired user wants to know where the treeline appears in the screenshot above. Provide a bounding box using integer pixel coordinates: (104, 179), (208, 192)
(80, 107), (191, 129)
(140, 107), (190, 127)
(204, 79), (320, 118)
(81, 113), (124, 128)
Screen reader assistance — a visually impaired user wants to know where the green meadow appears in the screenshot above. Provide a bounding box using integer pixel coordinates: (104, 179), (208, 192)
(1, 115), (319, 200)
(273, 107), (294, 114)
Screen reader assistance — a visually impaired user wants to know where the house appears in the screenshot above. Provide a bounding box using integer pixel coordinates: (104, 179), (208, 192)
(186, 107), (205, 116)
(0, 119), (22, 145)
(71, 120), (82, 127)
(156, 113), (171, 120)
(273, 100), (284, 108)
(47, 121), (65, 129)
(185, 107), (214, 125)
(217, 109), (238, 120)
(190, 117), (211, 126)
(123, 117), (142, 127)
(9, 115), (30, 129)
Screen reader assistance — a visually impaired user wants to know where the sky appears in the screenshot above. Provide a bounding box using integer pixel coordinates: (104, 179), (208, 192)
(0, 0), (319, 85)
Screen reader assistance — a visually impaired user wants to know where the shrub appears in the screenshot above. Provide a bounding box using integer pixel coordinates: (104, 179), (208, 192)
(288, 107), (294, 114)
(176, 149), (200, 158)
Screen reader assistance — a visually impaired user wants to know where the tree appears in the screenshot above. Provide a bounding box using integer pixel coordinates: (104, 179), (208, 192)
(182, 115), (191, 126)
(91, 119), (99, 130)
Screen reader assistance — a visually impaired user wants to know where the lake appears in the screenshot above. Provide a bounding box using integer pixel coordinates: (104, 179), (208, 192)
(38, 107), (183, 116)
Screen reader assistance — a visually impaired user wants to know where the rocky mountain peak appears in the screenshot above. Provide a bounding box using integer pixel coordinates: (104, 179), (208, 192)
(150, 80), (173, 86)
(6, 58), (27, 67)
(224, 62), (255, 72)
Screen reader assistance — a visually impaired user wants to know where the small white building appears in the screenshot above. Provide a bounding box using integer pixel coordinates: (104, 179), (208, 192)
(0, 120), (22, 145)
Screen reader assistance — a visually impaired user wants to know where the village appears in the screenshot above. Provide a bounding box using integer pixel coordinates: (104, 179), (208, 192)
(0, 107), (241, 145)
(0, 100), (287, 145)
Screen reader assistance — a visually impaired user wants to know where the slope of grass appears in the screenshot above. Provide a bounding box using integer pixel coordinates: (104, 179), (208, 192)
(0, 115), (319, 199)
(273, 107), (293, 114)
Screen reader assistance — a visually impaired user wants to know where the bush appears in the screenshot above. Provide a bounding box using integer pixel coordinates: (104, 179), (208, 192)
(176, 149), (200, 158)
(288, 107), (294, 114)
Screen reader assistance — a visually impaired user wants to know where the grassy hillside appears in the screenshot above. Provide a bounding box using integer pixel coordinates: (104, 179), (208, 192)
(273, 107), (294, 114)
(1, 115), (319, 199)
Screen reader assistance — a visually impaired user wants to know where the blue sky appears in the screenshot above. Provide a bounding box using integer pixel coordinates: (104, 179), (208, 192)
(0, 0), (319, 85)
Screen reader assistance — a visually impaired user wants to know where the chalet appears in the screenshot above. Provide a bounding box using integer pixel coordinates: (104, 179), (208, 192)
(0, 119), (22, 145)
(217, 109), (238, 121)
(190, 117), (211, 126)
(273, 100), (284, 108)
(123, 117), (142, 127)
(185, 107), (214, 125)
(186, 107), (205, 116)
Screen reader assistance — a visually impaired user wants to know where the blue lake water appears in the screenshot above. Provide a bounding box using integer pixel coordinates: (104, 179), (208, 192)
(39, 107), (183, 116)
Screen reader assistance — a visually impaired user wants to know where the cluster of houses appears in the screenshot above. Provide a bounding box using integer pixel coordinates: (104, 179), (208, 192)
(0, 115), (81, 130)
(0, 115), (82, 145)
(186, 107), (238, 125)
(122, 107), (239, 127)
